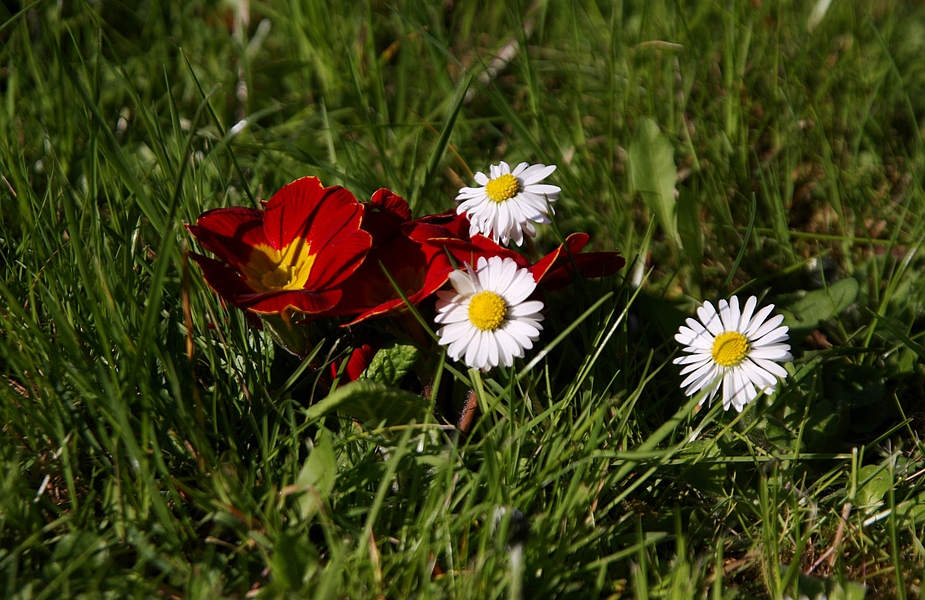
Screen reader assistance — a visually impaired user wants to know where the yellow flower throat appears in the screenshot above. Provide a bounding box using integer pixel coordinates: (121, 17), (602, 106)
(243, 239), (316, 293)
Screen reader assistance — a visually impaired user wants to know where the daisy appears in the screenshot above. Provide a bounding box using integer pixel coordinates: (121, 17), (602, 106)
(456, 161), (560, 246)
(673, 296), (792, 413)
(434, 256), (544, 371)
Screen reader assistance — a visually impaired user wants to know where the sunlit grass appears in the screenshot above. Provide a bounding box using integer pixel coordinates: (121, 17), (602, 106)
(2, 0), (925, 597)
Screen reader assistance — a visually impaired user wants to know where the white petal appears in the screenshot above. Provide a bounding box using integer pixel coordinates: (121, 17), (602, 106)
(748, 345), (791, 360)
(684, 317), (707, 335)
(464, 331), (483, 369)
(524, 183), (560, 197)
(720, 297), (741, 332)
(739, 296), (758, 331)
(680, 361), (717, 390)
(439, 321), (474, 344)
(750, 357), (789, 379)
(752, 326), (790, 347)
(740, 360), (777, 389)
(495, 329), (523, 361)
(509, 302), (544, 318)
(673, 353), (712, 366)
(518, 163), (556, 183)
(744, 305), (775, 337)
(487, 333), (500, 368)
(749, 314), (786, 341)
(448, 269), (478, 295)
(456, 187), (486, 201)
(722, 370), (735, 411)
(679, 357), (713, 376)
(697, 302), (724, 336)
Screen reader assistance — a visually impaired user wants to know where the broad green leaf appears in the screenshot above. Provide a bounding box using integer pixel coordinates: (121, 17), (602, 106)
(628, 117), (679, 248)
(778, 278), (860, 331)
(270, 530), (318, 591)
(362, 343), (420, 386)
(296, 427), (337, 519)
(262, 314), (313, 359)
(794, 574), (867, 600)
(855, 463), (892, 509)
(305, 380), (431, 427)
(761, 414), (800, 453)
(803, 399), (847, 452)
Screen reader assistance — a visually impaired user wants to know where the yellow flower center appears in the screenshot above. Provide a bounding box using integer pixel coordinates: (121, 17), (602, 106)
(484, 174), (521, 203)
(468, 291), (507, 331)
(711, 331), (750, 367)
(242, 239), (316, 293)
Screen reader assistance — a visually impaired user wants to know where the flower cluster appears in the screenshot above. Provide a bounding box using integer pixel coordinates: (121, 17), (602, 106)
(188, 164), (625, 371)
(188, 162), (794, 412)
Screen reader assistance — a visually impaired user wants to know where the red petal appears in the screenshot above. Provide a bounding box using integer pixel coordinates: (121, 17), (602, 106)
(263, 177), (364, 251)
(241, 288), (341, 315)
(187, 207), (266, 267)
(189, 251), (342, 314)
(363, 189), (412, 244)
(306, 229), (373, 290)
(404, 210), (471, 240)
(427, 235), (527, 269)
(326, 231), (458, 325)
(189, 251), (261, 302)
(540, 251), (626, 290)
(331, 343), (382, 385)
(370, 188), (412, 220)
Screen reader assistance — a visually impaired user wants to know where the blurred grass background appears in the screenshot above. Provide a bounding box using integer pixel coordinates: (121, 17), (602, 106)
(2, 0), (925, 597)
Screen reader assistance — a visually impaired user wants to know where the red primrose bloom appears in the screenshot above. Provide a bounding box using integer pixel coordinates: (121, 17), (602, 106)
(187, 177), (371, 315)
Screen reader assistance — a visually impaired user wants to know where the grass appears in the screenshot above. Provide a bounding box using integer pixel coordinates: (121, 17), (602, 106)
(2, 0), (925, 597)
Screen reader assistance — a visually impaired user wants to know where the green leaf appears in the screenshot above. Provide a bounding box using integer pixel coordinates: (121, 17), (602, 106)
(262, 314), (314, 359)
(855, 463), (892, 509)
(362, 343), (420, 386)
(778, 278), (859, 331)
(628, 117), (679, 248)
(794, 574), (867, 600)
(761, 414), (800, 453)
(802, 399), (847, 452)
(295, 427), (337, 520)
(271, 530), (318, 591)
(305, 380), (431, 427)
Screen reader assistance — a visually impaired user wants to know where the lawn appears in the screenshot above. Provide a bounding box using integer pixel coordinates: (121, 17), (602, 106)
(2, 0), (925, 598)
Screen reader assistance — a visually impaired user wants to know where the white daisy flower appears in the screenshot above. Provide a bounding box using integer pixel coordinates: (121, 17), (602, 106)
(434, 256), (544, 371)
(673, 296), (792, 413)
(456, 161), (560, 246)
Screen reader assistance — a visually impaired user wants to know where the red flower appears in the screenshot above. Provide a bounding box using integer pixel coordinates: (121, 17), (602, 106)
(329, 190), (466, 325)
(187, 177), (372, 315)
